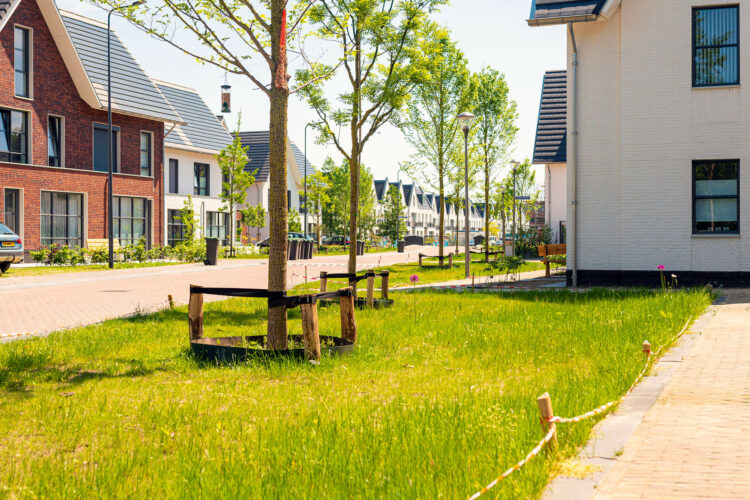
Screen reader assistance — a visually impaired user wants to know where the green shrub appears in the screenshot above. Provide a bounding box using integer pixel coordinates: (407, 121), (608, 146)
(29, 248), (49, 264)
(68, 247), (87, 266)
(89, 247), (108, 264)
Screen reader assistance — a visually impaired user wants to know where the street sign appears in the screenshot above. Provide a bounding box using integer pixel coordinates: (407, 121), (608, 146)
(515, 196), (530, 200)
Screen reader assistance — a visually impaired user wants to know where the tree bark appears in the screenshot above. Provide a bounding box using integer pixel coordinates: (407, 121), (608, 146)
(267, 2), (289, 349)
(484, 158), (490, 263)
(439, 177), (444, 265)
(348, 33), (361, 276)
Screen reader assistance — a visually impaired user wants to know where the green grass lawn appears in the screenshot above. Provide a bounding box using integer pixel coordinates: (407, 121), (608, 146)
(0, 288), (710, 498)
(0, 261), (186, 278)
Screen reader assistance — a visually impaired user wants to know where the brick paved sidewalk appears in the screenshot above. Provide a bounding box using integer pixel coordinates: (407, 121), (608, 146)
(592, 289), (750, 499)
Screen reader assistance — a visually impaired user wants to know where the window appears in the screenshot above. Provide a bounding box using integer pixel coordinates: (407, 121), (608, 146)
(48, 116), (62, 167)
(168, 159), (179, 194)
(40, 192), (83, 247)
(288, 190), (291, 210)
(299, 193), (306, 214)
(0, 109), (28, 164)
(693, 6), (740, 87)
(693, 160), (739, 234)
(194, 163), (209, 195)
(93, 124), (119, 172)
(140, 132), (152, 176)
(113, 196), (149, 247)
(14, 27), (30, 98)
(222, 173), (229, 197)
(206, 211), (229, 246)
(4, 189), (20, 234)
(167, 209), (185, 246)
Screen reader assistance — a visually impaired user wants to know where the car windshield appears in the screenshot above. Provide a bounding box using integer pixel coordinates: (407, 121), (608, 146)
(0, 223), (14, 235)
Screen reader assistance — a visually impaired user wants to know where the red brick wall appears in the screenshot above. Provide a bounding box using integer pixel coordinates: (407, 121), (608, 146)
(0, 0), (164, 249)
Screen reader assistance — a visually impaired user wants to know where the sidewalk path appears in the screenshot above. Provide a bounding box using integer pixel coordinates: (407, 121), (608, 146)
(591, 289), (750, 499)
(0, 246), (437, 338)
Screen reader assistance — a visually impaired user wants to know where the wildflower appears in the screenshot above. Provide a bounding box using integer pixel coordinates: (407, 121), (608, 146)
(657, 265), (665, 270)
(410, 274), (419, 284)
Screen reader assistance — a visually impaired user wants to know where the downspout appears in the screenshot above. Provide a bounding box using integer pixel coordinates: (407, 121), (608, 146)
(568, 22), (579, 288)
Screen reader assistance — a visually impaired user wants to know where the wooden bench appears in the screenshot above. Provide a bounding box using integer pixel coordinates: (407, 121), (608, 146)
(469, 249), (503, 261)
(537, 244), (566, 277)
(87, 239), (121, 251)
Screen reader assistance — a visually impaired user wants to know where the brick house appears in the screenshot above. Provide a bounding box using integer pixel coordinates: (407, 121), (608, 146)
(0, 0), (181, 255)
(529, 0), (750, 286)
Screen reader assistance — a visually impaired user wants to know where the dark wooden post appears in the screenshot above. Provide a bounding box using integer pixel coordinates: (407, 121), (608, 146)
(300, 300), (321, 360)
(366, 272), (375, 308)
(419, 253), (423, 266)
(380, 271), (390, 300)
(448, 253), (453, 267)
(339, 287), (358, 344)
(168, 294), (174, 309)
(188, 287), (204, 341)
(320, 271), (328, 292)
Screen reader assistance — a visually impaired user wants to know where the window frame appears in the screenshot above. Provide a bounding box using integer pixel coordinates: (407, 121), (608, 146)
(139, 131), (153, 177)
(3, 188), (20, 235)
(92, 123), (120, 173)
(167, 208), (185, 246)
(40, 191), (84, 248)
(113, 196), (150, 247)
(692, 5), (741, 88)
(692, 159), (740, 235)
(193, 162), (209, 196)
(0, 107), (29, 164)
(47, 114), (64, 167)
(14, 25), (32, 99)
(205, 211), (229, 246)
(168, 159), (179, 194)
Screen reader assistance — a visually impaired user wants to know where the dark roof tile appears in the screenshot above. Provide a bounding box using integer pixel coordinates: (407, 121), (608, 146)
(530, 0), (605, 21)
(533, 70), (567, 164)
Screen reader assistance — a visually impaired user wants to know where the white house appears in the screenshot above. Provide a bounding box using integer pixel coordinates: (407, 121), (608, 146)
(529, 0), (750, 287)
(155, 81), (233, 247)
(237, 131), (314, 241)
(532, 70), (567, 244)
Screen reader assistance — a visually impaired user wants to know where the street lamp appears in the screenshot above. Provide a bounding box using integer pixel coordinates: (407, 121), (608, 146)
(458, 111), (474, 279)
(303, 122), (317, 238)
(108, 0), (146, 269)
(510, 159), (520, 257)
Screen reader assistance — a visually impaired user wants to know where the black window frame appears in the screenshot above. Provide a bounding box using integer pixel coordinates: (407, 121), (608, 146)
(0, 108), (28, 164)
(693, 5), (741, 88)
(48, 115), (62, 167)
(168, 159), (179, 194)
(139, 132), (152, 177)
(205, 211), (229, 246)
(167, 208), (185, 246)
(14, 26), (30, 98)
(40, 191), (83, 248)
(4, 188), (20, 235)
(93, 123), (120, 173)
(194, 163), (209, 196)
(113, 196), (150, 247)
(692, 159), (740, 234)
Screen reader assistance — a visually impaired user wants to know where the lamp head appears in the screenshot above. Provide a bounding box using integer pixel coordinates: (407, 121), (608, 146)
(510, 159), (520, 171)
(129, 0), (146, 6)
(457, 111), (474, 131)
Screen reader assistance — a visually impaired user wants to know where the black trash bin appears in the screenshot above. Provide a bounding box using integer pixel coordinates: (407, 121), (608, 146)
(204, 237), (219, 265)
(356, 241), (365, 256)
(397, 241), (405, 253)
(306, 241), (314, 259)
(289, 239), (299, 261)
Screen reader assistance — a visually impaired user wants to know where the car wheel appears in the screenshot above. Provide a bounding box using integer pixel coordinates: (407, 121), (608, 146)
(0, 262), (10, 274)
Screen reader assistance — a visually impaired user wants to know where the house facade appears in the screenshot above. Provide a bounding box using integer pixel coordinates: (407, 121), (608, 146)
(530, 0), (750, 286)
(0, 0), (180, 253)
(155, 81), (233, 247)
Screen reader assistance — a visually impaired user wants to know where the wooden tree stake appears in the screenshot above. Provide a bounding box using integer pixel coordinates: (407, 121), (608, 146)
(168, 294), (174, 309)
(381, 271), (390, 300)
(339, 287), (358, 344)
(300, 301), (321, 360)
(366, 274), (375, 308)
(643, 340), (651, 354)
(537, 392), (558, 450)
(419, 253), (423, 266)
(305, 265), (308, 284)
(188, 289), (204, 341)
(320, 272), (328, 293)
(448, 253), (453, 267)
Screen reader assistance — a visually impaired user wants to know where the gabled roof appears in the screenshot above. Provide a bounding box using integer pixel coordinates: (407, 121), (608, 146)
(156, 81), (233, 154)
(374, 179), (388, 201)
(402, 184), (414, 206)
(0, 0), (17, 27)
(528, 0), (610, 26)
(291, 143), (315, 178)
(236, 131), (311, 182)
(533, 70), (567, 164)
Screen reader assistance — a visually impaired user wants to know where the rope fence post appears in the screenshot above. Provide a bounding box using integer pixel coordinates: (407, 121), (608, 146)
(381, 271), (390, 300)
(448, 253), (453, 267)
(419, 253), (423, 266)
(643, 340), (651, 354)
(339, 287), (357, 344)
(188, 287), (203, 341)
(168, 294), (174, 309)
(320, 272), (328, 293)
(300, 300), (321, 361)
(537, 392), (558, 451)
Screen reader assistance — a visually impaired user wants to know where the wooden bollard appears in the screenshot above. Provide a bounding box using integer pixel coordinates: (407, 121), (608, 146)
(537, 392), (558, 450)
(339, 287), (358, 344)
(419, 253), (423, 266)
(381, 271), (390, 300)
(168, 294), (174, 309)
(366, 273), (375, 308)
(320, 272), (328, 292)
(643, 340), (651, 354)
(448, 253), (453, 267)
(188, 288), (204, 341)
(300, 301), (321, 360)
(305, 265), (308, 284)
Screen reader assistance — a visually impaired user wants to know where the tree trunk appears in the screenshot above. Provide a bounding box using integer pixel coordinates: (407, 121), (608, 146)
(484, 163), (490, 263)
(267, 2), (289, 349)
(439, 176), (444, 264)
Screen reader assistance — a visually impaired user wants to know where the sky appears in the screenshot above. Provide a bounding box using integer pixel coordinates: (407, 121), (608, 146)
(57, 0), (566, 187)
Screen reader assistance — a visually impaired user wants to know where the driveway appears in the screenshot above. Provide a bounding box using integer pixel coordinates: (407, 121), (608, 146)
(0, 246), (438, 339)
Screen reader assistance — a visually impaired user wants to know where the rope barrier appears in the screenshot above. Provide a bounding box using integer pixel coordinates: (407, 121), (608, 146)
(468, 317), (693, 499)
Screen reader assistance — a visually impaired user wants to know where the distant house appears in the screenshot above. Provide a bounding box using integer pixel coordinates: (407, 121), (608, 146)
(237, 131), (314, 241)
(155, 81), (233, 247)
(0, 0), (181, 253)
(529, 0), (750, 286)
(533, 70), (567, 244)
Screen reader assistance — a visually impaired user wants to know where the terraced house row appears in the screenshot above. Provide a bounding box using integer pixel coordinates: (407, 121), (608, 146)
(0, 0), (312, 255)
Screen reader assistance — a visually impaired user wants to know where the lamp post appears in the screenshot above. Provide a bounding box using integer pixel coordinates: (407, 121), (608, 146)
(303, 122), (315, 238)
(458, 111), (474, 279)
(108, 0), (146, 269)
(510, 159), (519, 257)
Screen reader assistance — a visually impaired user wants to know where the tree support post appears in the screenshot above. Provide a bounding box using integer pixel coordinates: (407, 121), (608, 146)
(366, 272), (375, 308)
(339, 287), (357, 344)
(320, 272), (328, 293)
(380, 271), (390, 300)
(188, 288), (204, 341)
(300, 301), (321, 360)
(448, 253), (453, 267)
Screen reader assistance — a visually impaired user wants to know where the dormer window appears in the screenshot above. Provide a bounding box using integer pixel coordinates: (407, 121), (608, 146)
(14, 26), (31, 98)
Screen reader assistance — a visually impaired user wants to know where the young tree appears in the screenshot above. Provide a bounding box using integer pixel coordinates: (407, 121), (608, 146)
(241, 206), (267, 244)
(288, 208), (302, 232)
(180, 195), (198, 243)
(472, 68), (519, 262)
(501, 159), (538, 251)
(305, 170), (329, 246)
(217, 115), (253, 257)
(398, 24), (471, 264)
(93, 0), (338, 348)
(447, 131), (481, 252)
(321, 158), (350, 238)
(379, 185), (407, 244)
(357, 167), (377, 241)
(297, 0), (446, 274)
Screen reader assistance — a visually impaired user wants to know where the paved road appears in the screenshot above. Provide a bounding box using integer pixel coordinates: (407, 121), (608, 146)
(591, 290), (750, 499)
(0, 246), (439, 338)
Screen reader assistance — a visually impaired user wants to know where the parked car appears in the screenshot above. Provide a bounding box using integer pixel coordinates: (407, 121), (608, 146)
(258, 233), (313, 248)
(0, 223), (23, 273)
(322, 235), (350, 246)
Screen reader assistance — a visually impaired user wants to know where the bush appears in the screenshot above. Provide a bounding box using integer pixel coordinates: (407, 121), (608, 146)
(69, 247), (87, 266)
(89, 247), (108, 264)
(30, 248), (49, 264)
